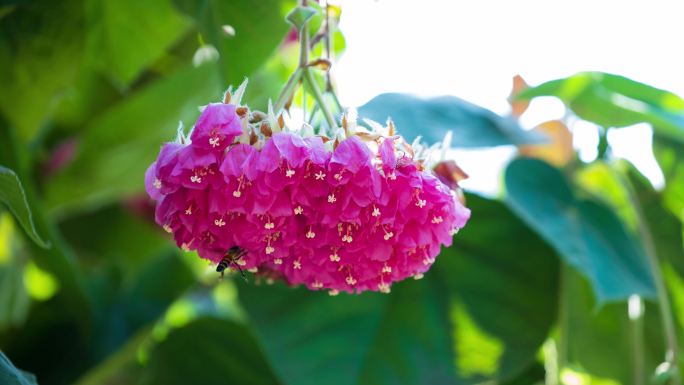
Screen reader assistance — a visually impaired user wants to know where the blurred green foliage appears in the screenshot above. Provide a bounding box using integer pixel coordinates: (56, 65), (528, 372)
(1, 1), (683, 385)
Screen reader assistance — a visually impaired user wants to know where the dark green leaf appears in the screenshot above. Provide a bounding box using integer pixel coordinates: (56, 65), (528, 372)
(286, 5), (318, 30)
(357, 93), (546, 147)
(239, 195), (558, 385)
(0, 351), (37, 385)
(140, 317), (281, 385)
(0, 166), (49, 247)
(176, 0), (293, 86)
(517, 72), (684, 142)
(504, 158), (656, 303)
(44, 63), (220, 216)
(85, 0), (192, 86)
(0, 0), (85, 141)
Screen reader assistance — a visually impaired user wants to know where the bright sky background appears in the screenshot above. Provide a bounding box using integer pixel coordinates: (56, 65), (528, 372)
(335, 0), (684, 194)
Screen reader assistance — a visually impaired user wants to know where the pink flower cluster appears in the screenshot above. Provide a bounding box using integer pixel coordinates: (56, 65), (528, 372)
(145, 100), (470, 294)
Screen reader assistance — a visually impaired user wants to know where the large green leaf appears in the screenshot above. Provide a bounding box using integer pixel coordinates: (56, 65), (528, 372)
(504, 158), (656, 303)
(44, 63), (220, 216)
(174, 0), (293, 85)
(653, 136), (684, 220)
(139, 317), (281, 385)
(85, 0), (191, 87)
(0, 166), (49, 248)
(517, 72), (684, 142)
(0, 0), (85, 142)
(239, 194), (558, 385)
(0, 351), (37, 385)
(562, 268), (665, 384)
(357, 93), (546, 147)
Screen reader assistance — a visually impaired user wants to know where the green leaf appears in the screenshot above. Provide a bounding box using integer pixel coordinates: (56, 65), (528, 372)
(286, 5), (318, 30)
(0, 351), (37, 385)
(0, 166), (49, 248)
(517, 72), (684, 142)
(357, 93), (546, 147)
(562, 268), (665, 384)
(239, 194), (558, 385)
(504, 158), (656, 303)
(176, 0), (293, 86)
(85, 0), (192, 86)
(44, 63), (220, 216)
(140, 317), (280, 385)
(0, 0), (85, 142)
(653, 136), (684, 220)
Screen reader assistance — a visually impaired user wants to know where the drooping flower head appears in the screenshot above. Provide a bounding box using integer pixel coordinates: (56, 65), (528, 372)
(145, 83), (470, 295)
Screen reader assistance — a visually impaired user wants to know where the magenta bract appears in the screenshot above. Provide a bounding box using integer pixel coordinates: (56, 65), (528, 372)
(145, 98), (470, 294)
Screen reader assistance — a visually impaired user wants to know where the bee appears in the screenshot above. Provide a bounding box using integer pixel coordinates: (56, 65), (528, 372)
(217, 246), (248, 281)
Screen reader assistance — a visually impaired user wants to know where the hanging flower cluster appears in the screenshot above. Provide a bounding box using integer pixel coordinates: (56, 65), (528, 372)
(144, 86), (470, 294)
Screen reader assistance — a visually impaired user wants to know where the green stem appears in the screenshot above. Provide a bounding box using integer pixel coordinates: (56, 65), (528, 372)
(274, 68), (302, 113)
(630, 295), (645, 385)
(303, 67), (336, 130)
(621, 171), (680, 383)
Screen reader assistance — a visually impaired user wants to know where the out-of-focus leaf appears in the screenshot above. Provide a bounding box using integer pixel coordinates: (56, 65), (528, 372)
(563, 268), (664, 384)
(85, 0), (191, 87)
(239, 194), (558, 385)
(508, 75), (529, 118)
(519, 120), (574, 167)
(139, 317), (280, 385)
(175, 0), (293, 86)
(504, 158), (656, 303)
(653, 136), (684, 219)
(0, 166), (49, 248)
(357, 93), (546, 147)
(517, 72), (684, 142)
(0, 351), (37, 385)
(45, 63), (220, 216)
(0, 0), (85, 142)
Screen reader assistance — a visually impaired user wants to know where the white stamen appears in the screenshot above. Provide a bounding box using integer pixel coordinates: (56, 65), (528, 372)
(378, 282), (391, 293)
(209, 137), (220, 148)
(334, 173), (342, 181)
(450, 228), (460, 235)
(413, 273), (424, 280)
(422, 257), (435, 266)
(341, 234), (353, 243)
(382, 264), (392, 273)
(372, 207), (381, 217)
(181, 243), (190, 251)
(153, 178), (162, 189)
(214, 218), (226, 227)
(185, 207), (192, 215)
(416, 199), (426, 208)
(387, 172), (396, 180)
(294, 206), (303, 215)
(329, 253), (340, 262)
(315, 171), (326, 180)
(306, 230), (316, 239)
(328, 194), (337, 203)
(190, 174), (202, 183)
(293, 260), (302, 269)
(265, 246), (275, 254)
(247, 267), (258, 273)
(431, 216), (443, 224)
(328, 289), (339, 296)
(383, 231), (394, 241)
(274, 258), (282, 265)
(233, 190), (242, 198)
(264, 222), (275, 230)
(312, 281), (323, 289)
(163, 224), (172, 233)
(285, 169), (295, 178)
(346, 276), (357, 286)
